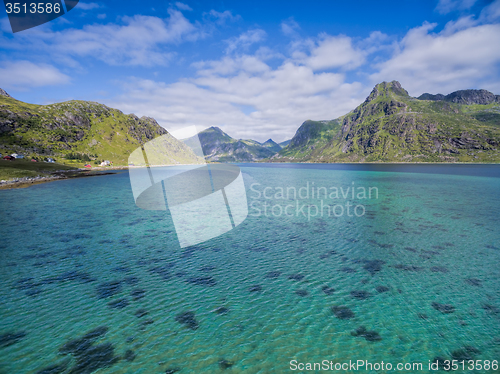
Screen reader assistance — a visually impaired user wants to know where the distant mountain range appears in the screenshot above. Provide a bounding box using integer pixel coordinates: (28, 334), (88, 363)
(0, 89), (200, 165)
(1, 81), (499, 166)
(273, 81), (500, 163)
(183, 126), (285, 162)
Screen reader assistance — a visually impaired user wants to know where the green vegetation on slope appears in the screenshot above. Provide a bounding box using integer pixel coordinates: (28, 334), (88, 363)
(184, 126), (281, 162)
(274, 81), (500, 163)
(0, 91), (201, 167)
(0, 159), (76, 181)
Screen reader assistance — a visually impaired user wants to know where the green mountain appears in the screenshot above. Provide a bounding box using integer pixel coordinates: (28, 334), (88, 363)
(274, 81), (500, 163)
(279, 139), (291, 147)
(0, 89), (200, 166)
(183, 126), (280, 162)
(262, 139), (282, 153)
(417, 89), (500, 105)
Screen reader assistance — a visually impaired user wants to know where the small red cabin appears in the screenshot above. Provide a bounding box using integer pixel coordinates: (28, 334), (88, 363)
(3, 155), (14, 160)
(84, 164), (92, 168)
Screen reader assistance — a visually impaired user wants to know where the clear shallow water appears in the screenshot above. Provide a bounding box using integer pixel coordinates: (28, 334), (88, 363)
(0, 164), (499, 374)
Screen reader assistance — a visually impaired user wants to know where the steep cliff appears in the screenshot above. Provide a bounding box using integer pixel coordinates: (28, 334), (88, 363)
(274, 81), (500, 162)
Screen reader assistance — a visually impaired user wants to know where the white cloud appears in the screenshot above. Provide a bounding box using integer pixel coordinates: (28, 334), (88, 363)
(106, 12), (500, 142)
(281, 18), (300, 37)
(479, 0), (500, 22)
(225, 29), (267, 54)
(441, 15), (477, 34)
(204, 10), (240, 24)
(0, 10), (200, 66)
(175, 2), (192, 11)
(0, 61), (70, 89)
(436, 0), (478, 14)
(292, 34), (365, 71)
(107, 51), (366, 142)
(370, 22), (500, 95)
(77, 2), (100, 10)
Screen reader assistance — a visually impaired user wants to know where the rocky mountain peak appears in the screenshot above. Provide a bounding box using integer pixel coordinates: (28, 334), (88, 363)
(418, 89), (500, 105)
(208, 126), (224, 134)
(0, 88), (12, 98)
(365, 81), (409, 103)
(445, 89), (499, 105)
(417, 93), (445, 101)
(263, 138), (277, 145)
(262, 138), (282, 153)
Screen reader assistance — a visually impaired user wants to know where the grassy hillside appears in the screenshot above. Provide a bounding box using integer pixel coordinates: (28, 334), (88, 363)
(0, 91), (201, 167)
(276, 120), (342, 161)
(274, 81), (500, 163)
(0, 159), (77, 181)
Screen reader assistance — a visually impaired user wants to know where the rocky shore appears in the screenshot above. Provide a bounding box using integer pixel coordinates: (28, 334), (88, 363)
(0, 169), (121, 190)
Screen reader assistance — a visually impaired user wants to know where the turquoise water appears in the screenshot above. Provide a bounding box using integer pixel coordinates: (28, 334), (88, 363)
(0, 164), (499, 374)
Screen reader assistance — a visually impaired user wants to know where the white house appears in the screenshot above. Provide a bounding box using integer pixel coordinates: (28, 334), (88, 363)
(100, 160), (111, 166)
(46, 158), (55, 163)
(11, 153), (24, 159)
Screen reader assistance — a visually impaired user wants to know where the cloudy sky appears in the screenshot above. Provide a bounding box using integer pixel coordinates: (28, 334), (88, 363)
(1, 0), (499, 142)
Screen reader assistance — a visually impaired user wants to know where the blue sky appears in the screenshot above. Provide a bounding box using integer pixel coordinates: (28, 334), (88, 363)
(1, 0), (499, 142)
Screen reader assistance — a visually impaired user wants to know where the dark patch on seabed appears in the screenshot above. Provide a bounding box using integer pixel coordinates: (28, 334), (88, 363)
(135, 309), (148, 318)
(375, 285), (390, 293)
(362, 259), (385, 275)
(124, 276), (140, 285)
(264, 271), (281, 279)
(12, 270), (96, 297)
(124, 349), (136, 362)
(295, 289), (309, 297)
(465, 278), (482, 287)
(219, 358), (235, 369)
(51, 327), (121, 374)
(59, 327), (109, 355)
(433, 345), (481, 369)
(321, 285), (335, 295)
(351, 326), (382, 342)
(130, 288), (146, 300)
(214, 306), (229, 315)
(393, 264), (424, 272)
(96, 281), (122, 299)
(431, 302), (455, 314)
(331, 306), (355, 319)
(108, 298), (129, 309)
(165, 367), (181, 373)
(249, 285), (262, 292)
(351, 290), (372, 300)
(36, 359), (70, 374)
(0, 331), (27, 348)
(186, 276), (217, 286)
(175, 311), (199, 330)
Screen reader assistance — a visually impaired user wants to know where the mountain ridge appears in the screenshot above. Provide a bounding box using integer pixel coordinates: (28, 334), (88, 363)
(183, 126), (282, 162)
(0, 90), (201, 165)
(417, 89), (500, 105)
(274, 81), (500, 163)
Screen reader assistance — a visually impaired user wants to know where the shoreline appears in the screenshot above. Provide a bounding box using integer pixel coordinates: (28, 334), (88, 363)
(0, 169), (123, 190)
(1, 161), (499, 190)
